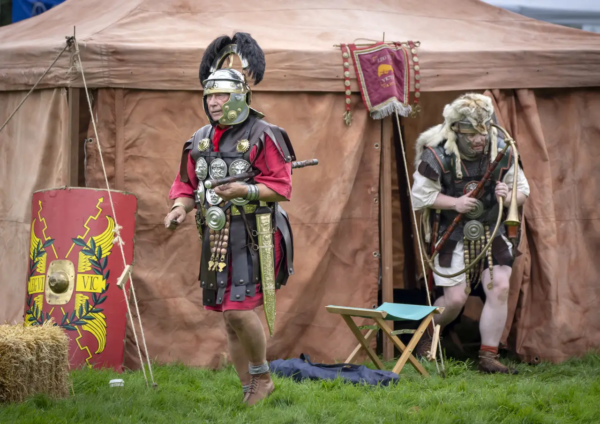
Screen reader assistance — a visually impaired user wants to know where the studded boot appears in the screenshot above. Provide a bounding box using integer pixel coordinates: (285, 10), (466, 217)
(478, 350), (518, 374)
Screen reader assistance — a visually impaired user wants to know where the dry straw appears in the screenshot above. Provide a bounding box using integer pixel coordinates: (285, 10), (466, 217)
(0, 322), (70, 403)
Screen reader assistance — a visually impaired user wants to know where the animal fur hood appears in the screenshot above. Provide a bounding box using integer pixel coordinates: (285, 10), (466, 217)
(414, 93), (495, 178)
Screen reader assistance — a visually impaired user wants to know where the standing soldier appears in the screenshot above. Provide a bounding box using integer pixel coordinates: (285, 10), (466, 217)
(164, 33), (295, 405)
(412, 94), (529, 374)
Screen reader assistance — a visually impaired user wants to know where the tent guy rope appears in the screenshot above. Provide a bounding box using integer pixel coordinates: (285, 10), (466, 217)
(72, 37), (156, 388)
(393, 112), (446, 377)
(0, 38), (72, 134)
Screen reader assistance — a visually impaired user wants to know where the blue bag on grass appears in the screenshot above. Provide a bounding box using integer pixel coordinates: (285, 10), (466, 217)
(270, 353), (399, 386)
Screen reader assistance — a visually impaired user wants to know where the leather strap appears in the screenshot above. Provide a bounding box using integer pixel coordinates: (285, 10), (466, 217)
(202, 152), (244, 159)
(237, 206), (260, 290)
(215, 261), (228, 305)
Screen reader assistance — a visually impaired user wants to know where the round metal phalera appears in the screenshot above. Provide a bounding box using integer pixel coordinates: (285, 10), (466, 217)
(229, 159), (251, 177)
(236, 139), (250, 153)
(194, 182), (205, 205)
(198, 138), (210, 152)
(228, 159), (252, 206)
(195, 157), (208, 181)
(48, 271), (70, 294)
(206, 188), (222, 206)
(465, 199), (484, 219)
(209, 158), (227, 180)
(206, 206), (226, 230)
(463, 220), (485, 241)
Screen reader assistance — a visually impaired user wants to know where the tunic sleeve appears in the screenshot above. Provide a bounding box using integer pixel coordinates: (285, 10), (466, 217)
(249, 134), (292, 200)
(168, 152), (198, 200)
(502, 163), (530, 197)
(412, 168), (442, 211)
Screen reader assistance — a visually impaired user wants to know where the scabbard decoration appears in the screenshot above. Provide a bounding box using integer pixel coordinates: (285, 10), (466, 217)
(255, 201), (276, 337)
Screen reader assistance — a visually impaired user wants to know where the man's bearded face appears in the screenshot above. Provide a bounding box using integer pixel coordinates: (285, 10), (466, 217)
(457, 132), (488, 159)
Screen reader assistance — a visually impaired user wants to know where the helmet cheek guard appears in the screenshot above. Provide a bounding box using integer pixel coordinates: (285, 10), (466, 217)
(220, 92), (250, 126)
(202, 71), (251, 126)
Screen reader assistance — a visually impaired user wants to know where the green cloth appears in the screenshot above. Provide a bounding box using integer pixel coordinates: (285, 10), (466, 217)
(327, 303), (437, 321)
(376, 303), (437, 321)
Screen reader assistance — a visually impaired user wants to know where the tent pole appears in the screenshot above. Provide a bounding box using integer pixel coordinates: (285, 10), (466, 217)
(114, 89), (125, 190)
(380, 116), (394, 361)
(68, 87), (81, 187)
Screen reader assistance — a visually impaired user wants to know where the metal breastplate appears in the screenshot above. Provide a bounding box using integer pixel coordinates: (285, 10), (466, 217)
(192, 118), (262, 306)
(183, 116), (295, 306)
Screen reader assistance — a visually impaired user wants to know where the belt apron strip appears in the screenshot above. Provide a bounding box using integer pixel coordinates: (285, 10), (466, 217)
(230, 215), (252, 302)
(200, 225), (217, 305)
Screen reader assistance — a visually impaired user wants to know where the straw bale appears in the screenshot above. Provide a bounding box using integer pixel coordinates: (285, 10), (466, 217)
(0, 322), (70, 403)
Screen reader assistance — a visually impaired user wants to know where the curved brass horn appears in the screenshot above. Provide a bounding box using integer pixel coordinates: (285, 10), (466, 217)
(491, 123), (521, 240)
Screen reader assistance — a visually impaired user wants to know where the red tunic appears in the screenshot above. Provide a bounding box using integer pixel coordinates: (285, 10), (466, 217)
(169, 126), (292, 312)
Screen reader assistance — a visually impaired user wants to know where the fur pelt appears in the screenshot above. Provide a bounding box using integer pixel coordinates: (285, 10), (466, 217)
(414, 93), (494, 178)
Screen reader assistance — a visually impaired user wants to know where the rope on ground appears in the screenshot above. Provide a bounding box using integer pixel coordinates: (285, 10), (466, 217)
(73, 38), (156, 388)
(0, 39), (73, 134)
(393, 112), (446, 377)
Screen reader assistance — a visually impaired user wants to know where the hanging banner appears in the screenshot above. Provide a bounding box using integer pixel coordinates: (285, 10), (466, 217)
(24, 187), (137, 372)
(339, 41), (421, 123)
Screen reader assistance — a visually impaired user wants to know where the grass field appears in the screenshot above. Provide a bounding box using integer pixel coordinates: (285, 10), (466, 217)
(1, 353), (599, 424)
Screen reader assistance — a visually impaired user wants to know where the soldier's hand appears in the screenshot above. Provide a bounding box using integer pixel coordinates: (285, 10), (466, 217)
(214, 182), (249, 201)
(495, 181), (509, 201)
(164, 207), (187, 230)
(454, 195), (479, 213)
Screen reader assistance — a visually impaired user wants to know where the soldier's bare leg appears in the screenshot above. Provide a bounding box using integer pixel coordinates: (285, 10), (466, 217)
(416, 281), (468, 356)
(224, 310), (266, 365)
(433, 280), (469, 327)
(224, 318), (251, 388)
(224, 309), (273, 405)
(477, 265), (516, 374)
(480, 265), (511, 346)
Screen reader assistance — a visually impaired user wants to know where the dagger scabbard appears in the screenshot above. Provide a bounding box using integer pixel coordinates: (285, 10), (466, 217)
(255, 202), (277, 337)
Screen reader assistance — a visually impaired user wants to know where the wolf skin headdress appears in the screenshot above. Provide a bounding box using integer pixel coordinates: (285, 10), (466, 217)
(414, 93), (496, 178)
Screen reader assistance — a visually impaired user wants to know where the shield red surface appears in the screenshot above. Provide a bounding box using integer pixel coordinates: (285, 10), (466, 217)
(24, 187), (137, 372)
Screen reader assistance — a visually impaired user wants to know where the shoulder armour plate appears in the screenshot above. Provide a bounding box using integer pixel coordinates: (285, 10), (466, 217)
(255, 121), (296, 163)
(428, 145), (451, 174)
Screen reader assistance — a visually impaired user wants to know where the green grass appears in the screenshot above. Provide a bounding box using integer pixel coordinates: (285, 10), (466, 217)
(1, 353), (599, 424)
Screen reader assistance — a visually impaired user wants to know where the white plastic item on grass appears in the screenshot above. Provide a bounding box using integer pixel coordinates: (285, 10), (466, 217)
(109, 379), (124, 387)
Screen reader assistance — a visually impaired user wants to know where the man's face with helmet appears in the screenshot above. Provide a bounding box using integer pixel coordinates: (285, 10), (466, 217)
(465, 132), (487, 153)
(206, 93), (230, 122)
(202, 69), (251, 126)
(455, 119), (491, 159)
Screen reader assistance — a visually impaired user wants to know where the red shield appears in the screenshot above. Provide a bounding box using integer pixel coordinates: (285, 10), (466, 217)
(24, 187), (137, 372)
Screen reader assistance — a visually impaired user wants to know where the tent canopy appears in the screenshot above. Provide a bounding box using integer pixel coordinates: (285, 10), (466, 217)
(1, 0), (600, 92)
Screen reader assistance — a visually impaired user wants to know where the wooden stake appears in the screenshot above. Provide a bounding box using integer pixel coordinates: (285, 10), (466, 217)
(68, 88), (80, 186)
(380, 117), (394, 361)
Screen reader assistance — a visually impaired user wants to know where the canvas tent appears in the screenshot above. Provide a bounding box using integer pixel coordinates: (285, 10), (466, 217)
(1, 0), (599, 367)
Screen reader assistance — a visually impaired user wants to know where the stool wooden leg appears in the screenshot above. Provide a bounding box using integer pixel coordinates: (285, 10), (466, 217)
(341, 315), (384, 369)
(374, 316), (432, 377)
(345, 329), (376, 364)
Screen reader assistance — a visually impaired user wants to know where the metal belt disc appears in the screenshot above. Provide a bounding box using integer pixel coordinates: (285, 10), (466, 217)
(465, 199), (484, 219)
(206, 206), (226, 230)
(463, 220), (485, 241)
